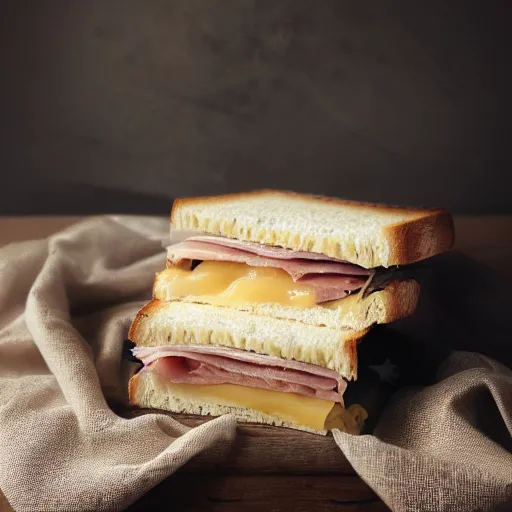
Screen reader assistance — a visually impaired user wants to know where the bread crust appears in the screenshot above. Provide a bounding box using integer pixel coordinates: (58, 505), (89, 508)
(376, 279), (420, 325)
(169, 190), (454, 268)
(385, 209), (454, 266)
(171, 189), (447, 220)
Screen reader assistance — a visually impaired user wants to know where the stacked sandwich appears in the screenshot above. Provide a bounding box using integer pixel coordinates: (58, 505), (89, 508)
(128, 190), (454, 434)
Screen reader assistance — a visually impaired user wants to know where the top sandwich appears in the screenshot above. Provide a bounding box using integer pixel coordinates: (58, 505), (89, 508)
(154, 190), (454, 331)
(170, 190), (454, 268)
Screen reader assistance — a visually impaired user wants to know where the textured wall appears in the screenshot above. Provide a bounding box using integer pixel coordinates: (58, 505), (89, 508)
(1, 1), (510, 214)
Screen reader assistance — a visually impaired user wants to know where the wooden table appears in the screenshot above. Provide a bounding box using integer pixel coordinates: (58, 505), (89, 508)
(123, 413), (387, 512)
(0, 215), (510, 512)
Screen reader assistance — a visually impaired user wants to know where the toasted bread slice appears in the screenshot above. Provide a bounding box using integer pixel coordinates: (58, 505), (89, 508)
(128, 366), (367, 435)
(170, 190), (454, 268)
(128, 299), (366, 379)
(152, 270), (420, 331)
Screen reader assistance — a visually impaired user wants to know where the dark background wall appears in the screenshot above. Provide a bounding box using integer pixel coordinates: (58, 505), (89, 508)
(1, 1), (510, 215)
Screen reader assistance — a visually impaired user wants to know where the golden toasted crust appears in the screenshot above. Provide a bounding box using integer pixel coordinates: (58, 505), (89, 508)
(128, 372), (138, 404)
(170, 189), (445, 220)
(128, 299), (366, 346)
(375, 279), (420, 324)
(384, 209), (454, 266)
(169, 190), (454, 267)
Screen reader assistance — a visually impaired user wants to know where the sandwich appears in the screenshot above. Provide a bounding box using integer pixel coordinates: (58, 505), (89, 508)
(128, 190), (454, 434)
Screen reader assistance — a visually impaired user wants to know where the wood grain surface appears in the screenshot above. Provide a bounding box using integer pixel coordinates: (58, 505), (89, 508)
(125, 411), (353, 475)
(127, 474), (388, 512)
(120, 411), (388, 510)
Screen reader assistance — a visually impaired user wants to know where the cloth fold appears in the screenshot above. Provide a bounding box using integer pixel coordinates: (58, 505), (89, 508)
(0, 217), (237, 512)
(335, 352), (512, 511)
(0, 216), (510, 512)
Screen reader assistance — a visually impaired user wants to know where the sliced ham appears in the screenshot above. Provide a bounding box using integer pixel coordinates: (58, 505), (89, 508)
(166, 240), (368, 303)
(298, 274), (366, 302)
(188, 235), (366, 266)
(133, 344), (346, 403)
(167, 240), (370, 279)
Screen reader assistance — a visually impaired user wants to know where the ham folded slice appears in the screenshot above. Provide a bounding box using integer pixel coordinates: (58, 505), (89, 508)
(167, 240), (369, 280)
(297, 275), (365, 302)
(133, 344), (346, 403)
(188, 235), (364, 264)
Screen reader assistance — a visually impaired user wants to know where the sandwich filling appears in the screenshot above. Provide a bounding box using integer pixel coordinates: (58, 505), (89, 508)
(133, 344), (346, 402)
(131, 344), (367, 432)
(161, 236), (374, 307)
(133, 234), (375, 432)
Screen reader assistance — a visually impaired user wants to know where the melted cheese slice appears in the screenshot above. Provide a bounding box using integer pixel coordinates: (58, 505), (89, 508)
(158, 380), (366, 433)
(155, 261), (317, 308)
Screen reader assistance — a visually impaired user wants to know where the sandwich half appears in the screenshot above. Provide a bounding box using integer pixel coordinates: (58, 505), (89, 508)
(128, 300), (368, 434)
(128, 190), (454, 434)
(156, 190), (454, 330)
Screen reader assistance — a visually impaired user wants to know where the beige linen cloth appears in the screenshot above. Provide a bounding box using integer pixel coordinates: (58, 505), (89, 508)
(0, 216), (511, 512)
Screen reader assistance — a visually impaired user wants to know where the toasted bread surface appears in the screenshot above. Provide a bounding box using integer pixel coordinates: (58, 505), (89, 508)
(128, 299), (365, 379)
(171, 190), (454, 268)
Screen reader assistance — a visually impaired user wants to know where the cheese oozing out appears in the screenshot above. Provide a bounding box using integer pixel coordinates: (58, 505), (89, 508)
(156, 261), (318, 308)
(154, 261), (369, 315)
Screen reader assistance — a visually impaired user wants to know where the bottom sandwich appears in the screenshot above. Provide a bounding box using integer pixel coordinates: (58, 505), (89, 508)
(128, 300), (368, 435)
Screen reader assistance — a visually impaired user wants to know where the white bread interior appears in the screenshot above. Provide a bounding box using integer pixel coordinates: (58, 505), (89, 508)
(153, 271), (420, 331)
(129, 367), (366, 435)
(129, 299), (365, 379)
(170, 190), (454, 268)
